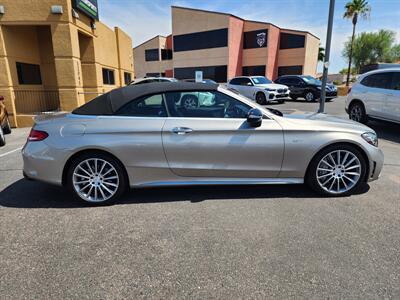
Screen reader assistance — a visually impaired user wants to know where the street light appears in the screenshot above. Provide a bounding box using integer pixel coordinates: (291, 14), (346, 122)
(318, 0), (335, 113)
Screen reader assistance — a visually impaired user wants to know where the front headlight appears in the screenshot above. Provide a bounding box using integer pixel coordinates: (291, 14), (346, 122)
(362, 132), (378, 147)
(265, 88), (276, 92)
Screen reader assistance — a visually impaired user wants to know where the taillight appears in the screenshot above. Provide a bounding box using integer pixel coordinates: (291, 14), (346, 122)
(28, 129), (48, 141)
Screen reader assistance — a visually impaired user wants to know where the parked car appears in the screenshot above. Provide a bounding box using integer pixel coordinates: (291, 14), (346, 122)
(226, 76), (289, 104)
(346, 68), (400, 124)
(0, 95), (12, 147)
(129, 77), (177, 85)
(182, 79), (217, 84)
(274, 75), (337, 102)
(22, 82), (383, 204)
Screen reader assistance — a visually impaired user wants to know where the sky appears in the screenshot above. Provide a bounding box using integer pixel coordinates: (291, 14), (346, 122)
(98, 0), (400, 73)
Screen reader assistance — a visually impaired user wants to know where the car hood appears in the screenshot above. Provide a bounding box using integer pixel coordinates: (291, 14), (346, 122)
(255, 83), (288, 89)
(281, 110), (373, 133)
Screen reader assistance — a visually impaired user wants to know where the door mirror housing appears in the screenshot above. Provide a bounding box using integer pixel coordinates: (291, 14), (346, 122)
(247, 108), (263, 127)
(246, 82), (253, 86)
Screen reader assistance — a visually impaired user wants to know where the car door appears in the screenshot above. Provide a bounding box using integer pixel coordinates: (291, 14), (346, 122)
(384, 72), (400, 122)
(161, 90), (284, 178)
(360, 72), (391, 117)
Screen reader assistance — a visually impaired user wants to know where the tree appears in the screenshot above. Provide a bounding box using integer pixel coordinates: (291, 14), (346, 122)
(339, 67), (356, 75)
(318, 46), (325, 62)
(343, 0), (371, 86)
(342, 30), (398, 72)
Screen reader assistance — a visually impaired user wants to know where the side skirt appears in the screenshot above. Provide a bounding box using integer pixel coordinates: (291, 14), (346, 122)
(136, 178), (304, 188)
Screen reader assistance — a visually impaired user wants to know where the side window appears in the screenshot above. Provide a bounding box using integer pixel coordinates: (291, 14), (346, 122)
(241, 78), (252, 86)
(116, 94), (167, 117)
(361, 73), (392, 89)
(165, 91), (251, 119)
(391, 72), (400, 90)
(229, 78), (240, 85)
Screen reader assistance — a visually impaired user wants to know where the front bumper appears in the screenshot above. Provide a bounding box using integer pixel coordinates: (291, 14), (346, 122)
(367, 146), (384, 182)
(268, 91), (290, 100)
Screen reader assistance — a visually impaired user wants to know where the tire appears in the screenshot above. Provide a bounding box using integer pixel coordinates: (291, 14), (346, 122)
(256, 92), (267, 105)
(0, 126), (5, 147)
(304, 91), (316, 102)
(182, 95), (199, 109)
(349, 102), (368, 124)
(3, 116), (11, 134)
(306, 144), (367, 196)
(66, 152), (128, 205)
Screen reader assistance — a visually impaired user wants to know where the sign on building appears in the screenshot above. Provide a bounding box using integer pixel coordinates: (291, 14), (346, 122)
(195, 71), (203, 83)
(73, 0), (99, 20)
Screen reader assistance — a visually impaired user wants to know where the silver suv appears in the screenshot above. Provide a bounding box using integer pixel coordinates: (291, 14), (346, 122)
(346, 68), (400, 124)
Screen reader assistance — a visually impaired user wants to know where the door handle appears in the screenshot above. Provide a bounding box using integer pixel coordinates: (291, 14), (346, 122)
(172, 127), (193, 134)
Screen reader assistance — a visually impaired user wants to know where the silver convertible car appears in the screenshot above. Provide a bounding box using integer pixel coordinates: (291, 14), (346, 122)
(22, 82), (383, 204)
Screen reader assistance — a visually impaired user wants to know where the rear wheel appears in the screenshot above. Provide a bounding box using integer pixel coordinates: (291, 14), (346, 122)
(349, 102), (368, 124)
(0, 126), (5, 147)
(256, 92), (267, 105)
(3, 116), (11, 134)
(307, 144), (367, 196)
(67, 152), (128, 205)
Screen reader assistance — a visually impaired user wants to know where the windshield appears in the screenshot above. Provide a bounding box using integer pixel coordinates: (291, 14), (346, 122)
(302, 76), (321, 85)
(251, 76), (272, 84)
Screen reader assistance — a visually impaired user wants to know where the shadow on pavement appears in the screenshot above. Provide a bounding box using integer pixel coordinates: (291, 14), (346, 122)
(0, 178), (370, 209)
(367, 120), (400, 144)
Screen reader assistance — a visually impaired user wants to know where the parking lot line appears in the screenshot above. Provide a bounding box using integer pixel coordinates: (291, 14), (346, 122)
(0, 147), (22, 158)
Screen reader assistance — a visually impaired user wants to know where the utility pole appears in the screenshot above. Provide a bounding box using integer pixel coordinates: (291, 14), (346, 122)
(318, 0), (335, 113)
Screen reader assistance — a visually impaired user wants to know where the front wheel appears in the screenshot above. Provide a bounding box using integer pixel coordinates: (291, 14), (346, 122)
(256, 92), (267, 105)
(307, 144), (367, 196)
(304, 91), (316, 102)
(67, 152), (128, 205)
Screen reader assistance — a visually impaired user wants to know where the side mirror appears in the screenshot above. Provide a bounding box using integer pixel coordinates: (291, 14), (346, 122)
(247, 108), (263, 127)
(246, 82), (253, 86)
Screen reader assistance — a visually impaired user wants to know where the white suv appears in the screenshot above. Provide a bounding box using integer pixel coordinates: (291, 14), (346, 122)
(346, 68), (400, 124)
(227, 76), (289, 104)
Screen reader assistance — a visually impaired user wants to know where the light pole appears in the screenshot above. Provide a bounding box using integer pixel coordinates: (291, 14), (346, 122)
(318, 0), (335, 113)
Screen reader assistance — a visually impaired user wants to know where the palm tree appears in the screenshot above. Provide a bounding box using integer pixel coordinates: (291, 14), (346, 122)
(343, 0), (371, 86)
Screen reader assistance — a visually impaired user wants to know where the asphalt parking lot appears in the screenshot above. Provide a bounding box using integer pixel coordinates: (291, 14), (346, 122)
(1, 97), (399, 298)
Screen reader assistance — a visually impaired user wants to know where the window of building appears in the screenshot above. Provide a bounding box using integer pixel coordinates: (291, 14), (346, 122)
(174, 65), (227, 83)
(279, 33), (305, 49)
(16, 62), (42, 85)
(165, 91), (251, 119)
(146, 73), (161, 77)
(102, 68), (115, 85)
(361, 72), (393, 90)
(173, 28), (228, 52)
(116, 94), (167, 117)
(161, 49), (173, 60)
(278, 66), (303, 77)
(124, 72), (132, 85)
(242, 66), (266, 76)
(145, 49), (159, 61)
(243, 29), (268, 49)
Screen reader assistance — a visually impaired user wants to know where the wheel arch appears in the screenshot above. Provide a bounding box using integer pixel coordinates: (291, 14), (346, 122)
(62, 148), (129, 186)
(304, 141), (370, 183)
(348, 98), (366, 112)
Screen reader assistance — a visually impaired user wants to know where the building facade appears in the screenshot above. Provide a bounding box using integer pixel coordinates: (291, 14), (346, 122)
(134, 6), (319, 82)
(0, 0), (134, 127)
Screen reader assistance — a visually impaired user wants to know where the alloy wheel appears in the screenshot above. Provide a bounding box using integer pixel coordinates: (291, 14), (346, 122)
(183, 97), (198, 109)
(316, 150), (361, 194)
(305, 92), (315, 102)
(72, 158), (119, 202)
(350, 105), (362, 122)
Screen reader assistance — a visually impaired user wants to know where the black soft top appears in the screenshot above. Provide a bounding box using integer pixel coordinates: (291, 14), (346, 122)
(72, 82), (219, 115)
